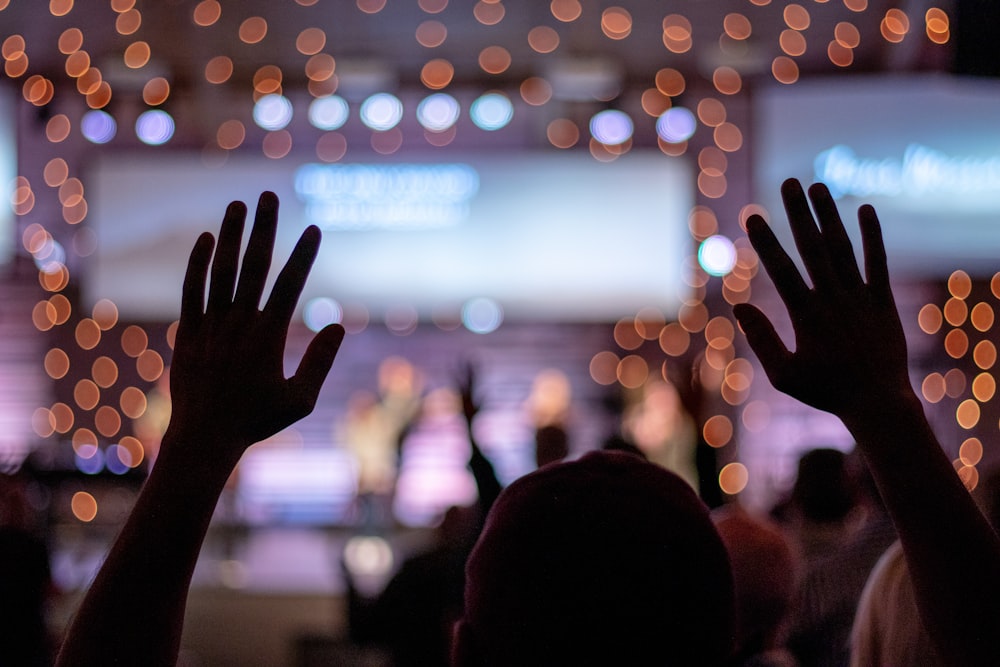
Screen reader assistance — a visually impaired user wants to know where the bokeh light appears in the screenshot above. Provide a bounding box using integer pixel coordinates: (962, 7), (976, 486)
(551, 0), (582, 22)
(703, 415), (733, 447)
(698, 236), (737, 276)
(420, 59), (454, 90)
(470, 92), (513, 131)
(253, 94), (293, 131)
(81, 110), (116, 144)
(656, 107), (696, 143)
(135, 109), (175, 145)
(304, 297), (343, 332)
(309, 95), (349, 130)
(416, 20), (447, 47)
(71, 492), (98, 521)
(417, 93), (460, 131)
(462, 297), (503, 334)
(478, 46), (512, 75)
(589, 109), (633, 145)
(360, 93), (403, 131)
(239, 17), (268, 44)
(719, 462), (748, 494)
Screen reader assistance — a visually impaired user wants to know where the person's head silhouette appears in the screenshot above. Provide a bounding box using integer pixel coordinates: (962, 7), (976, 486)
(453, 450), (735, 665)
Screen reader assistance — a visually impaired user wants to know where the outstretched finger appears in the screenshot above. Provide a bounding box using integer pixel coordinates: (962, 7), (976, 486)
(178, 232), (214, 339)
(808, 183), (864, 290)
(733, 303), (792, 385)
(746, 214), (810, 311)
(287, 323), (345, 417)
(234, 192), (279, 311)
(207, 201), (247, 312)
(263, 225), (321, 327)
(859, 204), (893, 305)
(782, 178), (837, 290)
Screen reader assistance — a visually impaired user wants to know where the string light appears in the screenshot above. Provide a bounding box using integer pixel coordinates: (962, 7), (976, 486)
(0, 1), (961, 506)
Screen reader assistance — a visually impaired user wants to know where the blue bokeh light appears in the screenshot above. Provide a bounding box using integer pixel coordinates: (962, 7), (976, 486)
(590, 109), (633, 145)
(470, 93), (513, 131)
(81, 110), (117, 144)
(656, 107), (697, 143)
(136, 109), (175, 145)
(75, 447), (105, 475)
(105, 445), (131, 475)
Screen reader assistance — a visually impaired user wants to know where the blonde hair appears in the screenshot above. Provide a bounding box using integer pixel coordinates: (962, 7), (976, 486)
(850, 541), (943, 667)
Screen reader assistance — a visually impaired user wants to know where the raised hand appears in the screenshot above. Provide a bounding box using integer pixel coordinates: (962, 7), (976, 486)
(734, 178), (1000, 667)
(733, 178), (911, 418)
(456, 361), (480, 427)
(57, 192), (345, 667)
(166, 192), (345, 460)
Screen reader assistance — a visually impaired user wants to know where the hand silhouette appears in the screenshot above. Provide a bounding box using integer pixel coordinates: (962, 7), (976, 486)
(57, 191), (344, 667)
(167, 191), (344, 459)
(734, 178), (1000, 667)
(733, 178), (909, 419)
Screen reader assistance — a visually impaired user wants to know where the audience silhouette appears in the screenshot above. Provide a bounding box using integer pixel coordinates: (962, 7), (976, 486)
(849, 541), (944, 667)
(53, 179), (1000, 667)
(344, 365), (502, 667)
(452, 450), (736, 666)
(0, 467), (54, 667)
(714, 505), (798, 667)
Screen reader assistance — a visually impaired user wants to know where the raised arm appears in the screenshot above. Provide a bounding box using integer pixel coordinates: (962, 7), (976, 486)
(733, 178), (1000, 665)
(458, 363), (503, 519)
(56, 192), (345, 666)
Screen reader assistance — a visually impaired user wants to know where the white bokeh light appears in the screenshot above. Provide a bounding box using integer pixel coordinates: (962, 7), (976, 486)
(32, 236), (65, 274)
(462, 297), (503, 334)
(253, 94), (294, 131)
(698, 235), (737, 276)
(590, 109), (633, 145)
(417, 93), (460, 132)
(360, 93), (403, 131)
(308, 95), (349, 130)
(303, 297), (343, 332)
(343, 535), (394, 577)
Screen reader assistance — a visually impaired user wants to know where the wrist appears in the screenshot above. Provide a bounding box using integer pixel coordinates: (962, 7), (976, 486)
(154, 422), (246, 486)
(839, 383), (920, 424)
(838, 386), (931, 457)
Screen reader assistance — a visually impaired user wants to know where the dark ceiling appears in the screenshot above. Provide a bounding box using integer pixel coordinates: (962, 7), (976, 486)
(2, 0), (959, 111)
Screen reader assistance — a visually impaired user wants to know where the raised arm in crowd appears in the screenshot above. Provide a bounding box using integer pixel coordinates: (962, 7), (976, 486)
(56, 192), (345, 666)
(734, 178), (1000, 666)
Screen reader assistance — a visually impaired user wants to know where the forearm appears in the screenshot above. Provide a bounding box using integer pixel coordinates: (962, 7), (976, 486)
(841, 389), (1000, 665)
(56, 428), (241, 666)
